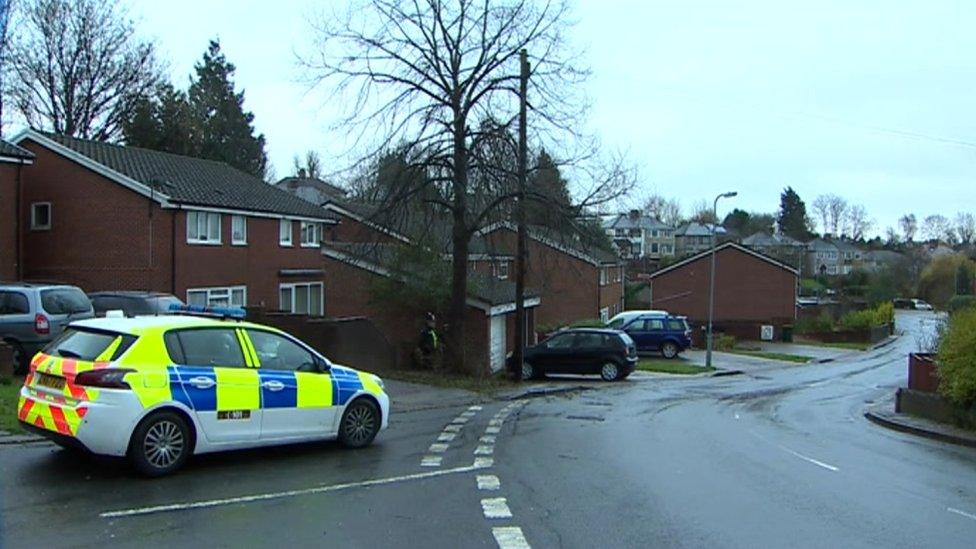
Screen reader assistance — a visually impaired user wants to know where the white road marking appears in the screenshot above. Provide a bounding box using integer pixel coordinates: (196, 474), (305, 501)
(778, 445), (840, 472)
(480, 435), (496, 444)
(437, 432), (457, 442)
(101, 463), (488, 518)
(452, 416), (470, 424)
(420, 456), (443, 467)
(948, 507), (976, 521)
(477, 475), (501, 491)
(475, 457), (494, 468)
(492, 527), (531, 549)
(461, 411), (477, 418)
(481, 497), (513, 519)
(488, 419), (503, 427)
(444, 424), (464, 433)
(474, 445), (495, 456)
(485, 426), (501, 435)
(428, 443), (450, 453)
(468, 405), (484, 411)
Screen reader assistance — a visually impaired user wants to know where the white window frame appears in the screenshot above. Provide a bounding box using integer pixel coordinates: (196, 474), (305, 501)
(300, 221), (322, 248)
(279, 282), (324, 316)
(494, 260), (509, 280)
(186, 211), (222, 245)
(231, 215), (247, 245)
(280, 219), (293, 247)
(186, 285), (246, 308)
(30, 202), (52, 231)
(600, 307), (610, 323)
(600, 268), (608, 286)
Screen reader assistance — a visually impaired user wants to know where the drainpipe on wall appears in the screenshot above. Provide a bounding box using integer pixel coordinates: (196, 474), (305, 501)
(171, 205), (178, 295)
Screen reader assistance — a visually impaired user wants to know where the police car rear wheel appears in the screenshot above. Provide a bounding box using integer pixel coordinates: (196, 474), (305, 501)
(129, 411), (191, 477)
(339, 399), (380, 449)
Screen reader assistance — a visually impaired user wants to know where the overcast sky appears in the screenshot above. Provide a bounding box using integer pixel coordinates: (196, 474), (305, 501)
(124, 1), (975, 235)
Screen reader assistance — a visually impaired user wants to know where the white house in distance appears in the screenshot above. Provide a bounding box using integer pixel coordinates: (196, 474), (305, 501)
(604, 210), (675, 260)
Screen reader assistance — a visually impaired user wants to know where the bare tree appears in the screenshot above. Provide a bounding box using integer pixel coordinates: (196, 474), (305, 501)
(0, 0), (15, 134)
(922, 214), (955, 244)
(955, 212), (975, 245)
(302, 0), (628, 373)
(845, 204), (873, 240)
(293, 150), (324, 179)
(812, 194), (847, 236)
(642, 193), (682, 226)
(884, 226), (900, 246)
(7, 0), (161, 141)
(689, 199), (717, 224)
(899, 213), (917, 242)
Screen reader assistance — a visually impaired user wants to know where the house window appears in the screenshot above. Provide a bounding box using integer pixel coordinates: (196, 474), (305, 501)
(600, 307), (609, 323)
(187, 211), (221, 244)
(615, 228), (626, 237)
(600, 268), (608, 286)
(279, 282), (324, 316)
(300, 222), (322, 247)
(30, 202), (51, 230)
(186, 286), (246, 308)
(280, 219), (293, 246)
(231, 215), (247, 245)
(651, 242), (659, 254)
(494, 261), (509, 280)
(651, 230), (658, 238)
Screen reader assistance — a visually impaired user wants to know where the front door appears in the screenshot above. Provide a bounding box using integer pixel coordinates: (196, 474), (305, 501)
(245, 329), (336, 440)
(167, 328), (261, 443)
(489, 315), (507, 373)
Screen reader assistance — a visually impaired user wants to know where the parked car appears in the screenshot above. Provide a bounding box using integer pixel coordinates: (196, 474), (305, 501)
(613, 312), (692, 358)
(606, 310), (670, 330)
(1, 283), (95, 375)
(514, 328), (637, 382)
(88, 291), (184, 317)
(17, 305), (389, 476)
(893, 298), (934, 311)
(911, 299), (934, 311)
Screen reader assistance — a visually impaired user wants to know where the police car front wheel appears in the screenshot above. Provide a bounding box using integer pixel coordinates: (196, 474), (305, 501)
(339, 398), (381, 449)
(129, 411), (192, 477)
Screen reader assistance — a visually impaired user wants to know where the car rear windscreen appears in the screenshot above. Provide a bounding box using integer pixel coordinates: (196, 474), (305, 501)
(41, 288), (92, 315)
(667, 319), (687, 331)
(42, 328), (134, 361)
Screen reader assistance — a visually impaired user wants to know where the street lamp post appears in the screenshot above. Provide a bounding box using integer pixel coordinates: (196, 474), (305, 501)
(706, 191), (738, 368)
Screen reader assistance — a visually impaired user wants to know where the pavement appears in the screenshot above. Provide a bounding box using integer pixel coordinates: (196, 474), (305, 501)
(865, 393), (976, 449)
(2, 310), (974, 548)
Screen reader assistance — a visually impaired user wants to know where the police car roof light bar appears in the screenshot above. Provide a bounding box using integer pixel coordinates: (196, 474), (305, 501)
(167, 303), (246, 320)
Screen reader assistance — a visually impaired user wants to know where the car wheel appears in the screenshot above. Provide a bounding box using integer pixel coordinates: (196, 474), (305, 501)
(339, 398), (381, 449)
(10, 342), (29, 376)
(128, 411), (192, 477)
(600, 361), (621, 382)
(661, 342), (679, 359)
(520, 361), (537, 381)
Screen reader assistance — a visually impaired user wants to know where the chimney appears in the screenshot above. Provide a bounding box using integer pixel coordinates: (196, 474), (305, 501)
(628, 209), (641, 221)
(298, 168), (307, 178)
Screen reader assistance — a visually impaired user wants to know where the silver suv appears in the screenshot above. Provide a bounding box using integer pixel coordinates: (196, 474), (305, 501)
(0, 283), (95, 374)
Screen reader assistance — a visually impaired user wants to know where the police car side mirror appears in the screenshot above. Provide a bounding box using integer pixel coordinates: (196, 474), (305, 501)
(317, 357), (331, 373)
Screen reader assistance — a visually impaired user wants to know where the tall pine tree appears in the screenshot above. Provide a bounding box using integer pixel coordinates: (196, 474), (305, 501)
(124, 83), (197, 156)
(527, 150), (572, 229)
(189, 40), (267, 178)
(777, 186), (812, 241)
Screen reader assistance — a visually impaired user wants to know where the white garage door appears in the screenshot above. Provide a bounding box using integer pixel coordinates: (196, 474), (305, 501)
(489, 315), (506, 373)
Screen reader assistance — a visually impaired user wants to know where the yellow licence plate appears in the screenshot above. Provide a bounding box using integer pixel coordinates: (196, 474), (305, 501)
(37, 373), (66, 390)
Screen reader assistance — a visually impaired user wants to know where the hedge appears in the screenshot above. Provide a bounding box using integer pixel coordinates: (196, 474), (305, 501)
(938, 308), (976, 406)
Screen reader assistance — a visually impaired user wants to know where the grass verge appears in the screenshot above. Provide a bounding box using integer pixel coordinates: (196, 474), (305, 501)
(726, 350), (812, 363)
(637, 359), (716, 375)
(0, 377), (24, 434)
(796, 341), (871, 351)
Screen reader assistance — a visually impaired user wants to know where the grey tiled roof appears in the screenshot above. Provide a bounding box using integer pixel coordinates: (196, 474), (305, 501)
(0, 140), (34, 160)
(275, 176), (348, 204)
(31, 132), (334, 221)
(324, 242), (539, 305)
(605, 213), (671, 231)
(676, 222), (727, 237)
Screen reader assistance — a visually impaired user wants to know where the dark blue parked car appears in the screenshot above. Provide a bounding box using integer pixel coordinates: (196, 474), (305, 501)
(607, 311), (692, 359)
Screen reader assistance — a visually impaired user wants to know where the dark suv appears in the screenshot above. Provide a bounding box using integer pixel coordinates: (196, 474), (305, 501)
(515, 328), (638, 382)
(87, 291), (184, 317)
(609, 312), (692, 359)
(0, 283), (95, 374)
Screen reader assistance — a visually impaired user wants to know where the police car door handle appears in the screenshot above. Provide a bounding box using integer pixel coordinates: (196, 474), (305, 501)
(189, 376), (216, 389)
(262, 380), (285, 392)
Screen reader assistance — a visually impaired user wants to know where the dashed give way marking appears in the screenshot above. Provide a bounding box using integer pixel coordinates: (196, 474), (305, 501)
(100, 463), (489, 519)
(493, 527), (531, 549)
(477, 475), (501, 491)
(481, 497), (513, 519)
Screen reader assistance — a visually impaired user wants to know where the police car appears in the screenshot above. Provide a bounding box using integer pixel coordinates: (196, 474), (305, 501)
(16, 305), (390, 476)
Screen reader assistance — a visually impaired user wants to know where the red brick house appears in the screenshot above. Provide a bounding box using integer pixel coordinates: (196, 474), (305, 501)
(647, 242), (798, 342)
(11, 130), (335, 311)
(0, 140), (35, 280)
(321, 243), (539, 373)
(479, 223), (625, 330)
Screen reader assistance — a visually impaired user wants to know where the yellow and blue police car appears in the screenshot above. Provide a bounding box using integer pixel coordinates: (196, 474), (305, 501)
(17, 305), (390, 476)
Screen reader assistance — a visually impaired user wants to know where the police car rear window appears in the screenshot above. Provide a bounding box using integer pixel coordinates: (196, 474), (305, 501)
(42, 328), (135, 361)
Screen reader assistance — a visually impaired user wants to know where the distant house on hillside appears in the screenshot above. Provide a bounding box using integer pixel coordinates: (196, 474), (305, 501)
(675, 222), (728, 257)
(275, 173), (348, 205)
(603, 210), (675, 260)
(863, 250), (904, 272)
(740, 232), (806, 271)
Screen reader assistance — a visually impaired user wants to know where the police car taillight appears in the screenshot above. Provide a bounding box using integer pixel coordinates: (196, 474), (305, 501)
(75, 368), (135, 389)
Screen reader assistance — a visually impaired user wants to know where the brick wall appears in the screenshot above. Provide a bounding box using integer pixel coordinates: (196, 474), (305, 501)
(0, 164), (22, 280)
(650, 246), (796, 324)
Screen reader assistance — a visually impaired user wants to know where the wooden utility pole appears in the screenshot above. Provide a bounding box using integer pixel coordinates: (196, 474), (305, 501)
(511, 49), (529, 381)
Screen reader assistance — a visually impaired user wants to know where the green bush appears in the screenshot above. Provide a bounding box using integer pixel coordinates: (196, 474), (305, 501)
(947, 295), (976, 314)
(937, 308), (976, 406)
(714, 334), (736, 351)
(568, 318), (607, 329)
(838, 302), (893, 331)
(799, 278), (826, 297)
(794, 311), (834, 335)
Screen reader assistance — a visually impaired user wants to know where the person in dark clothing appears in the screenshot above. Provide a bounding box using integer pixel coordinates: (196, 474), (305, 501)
(414, 312), (441, 369)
